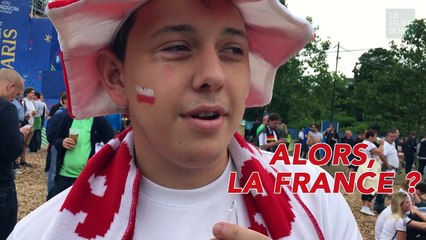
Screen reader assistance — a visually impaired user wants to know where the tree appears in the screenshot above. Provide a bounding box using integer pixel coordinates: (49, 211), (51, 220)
(350, 19), (426, 135)
(394, 19), (426, 134)
(265, 18), (345, 128)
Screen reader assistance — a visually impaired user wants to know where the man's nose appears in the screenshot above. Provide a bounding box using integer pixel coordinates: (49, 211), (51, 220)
(192, 48), (226, 92)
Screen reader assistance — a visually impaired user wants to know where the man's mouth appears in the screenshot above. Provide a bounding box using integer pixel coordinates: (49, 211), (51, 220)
(182, 106), (227, 132)
(191, 112), (220, 120)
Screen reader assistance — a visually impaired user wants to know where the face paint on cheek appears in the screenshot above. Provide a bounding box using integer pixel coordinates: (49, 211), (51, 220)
(135, 86), (155, 105)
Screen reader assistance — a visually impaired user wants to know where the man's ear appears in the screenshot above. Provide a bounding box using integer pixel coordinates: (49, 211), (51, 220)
(6, 82), (15, 92)
(96, 50), (128, 107)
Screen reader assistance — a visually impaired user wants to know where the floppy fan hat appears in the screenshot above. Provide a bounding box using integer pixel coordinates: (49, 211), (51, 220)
(46, 0), (314, 119)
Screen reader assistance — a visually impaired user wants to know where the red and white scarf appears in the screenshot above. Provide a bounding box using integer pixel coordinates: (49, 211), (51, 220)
(45, 128), (324, 239)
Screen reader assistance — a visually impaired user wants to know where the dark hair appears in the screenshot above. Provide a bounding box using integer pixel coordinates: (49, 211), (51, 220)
(365, 129), (377, 139)
(60, 92), (67, 104)
(34, 91), (41, 98)
(24, 87), (34, 96)
(268, 113), (281, 122)
(112, 12), (138, 61)
(112, 0), (214, 61)
(416, 182), (426, 194)
(386, 128), (397, 136)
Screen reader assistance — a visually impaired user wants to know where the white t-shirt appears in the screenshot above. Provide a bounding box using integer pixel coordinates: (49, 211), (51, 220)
(309, 131), (323, 142)
(258, 127), (278, 147)
(375, 189), (412, 240)
(379, 215), (410, 240)
(375, 206), (392, 240)
(134, 160), (249, 239)
(362, 140), (378, 159)
(384, 141), (399, 171)
(22, 98), (36, 125)
(9, 149), (362, 239)
(298, 131), (304, 141)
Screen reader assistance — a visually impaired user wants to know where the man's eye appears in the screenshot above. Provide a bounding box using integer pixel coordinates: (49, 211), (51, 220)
(162, 45), (190, 52)
(222, 47), (243, 55)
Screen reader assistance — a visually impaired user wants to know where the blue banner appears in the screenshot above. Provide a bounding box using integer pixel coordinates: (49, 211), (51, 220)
(0, 1), (64, 107)
(0, 0), (31, 72)
(24, 18), (57, 91)
(321, 121), (340, 134)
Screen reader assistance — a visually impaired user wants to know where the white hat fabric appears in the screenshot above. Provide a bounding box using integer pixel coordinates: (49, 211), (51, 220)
(46, 0), (313, 119)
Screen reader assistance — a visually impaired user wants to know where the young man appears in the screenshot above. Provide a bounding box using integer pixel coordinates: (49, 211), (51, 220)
(258, 113), (286, 152)
(307, 124), (323, 160)
(19, 88), (37, 166)
(9, 1), (361, 239)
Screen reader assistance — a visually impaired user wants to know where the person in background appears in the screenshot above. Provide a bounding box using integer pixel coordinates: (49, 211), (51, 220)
(307, 124), (323, 160)
(48, 92), (65, 118)
(19, 88), (37, 166)
(0, 69), (30, 239)
(258, 113), (286, 153)
(301, 126), (311, 159)
(415, 182), (426, 207)
(11, 94), (25, 127)
(46, 92), (69, 195)
(255, 114), (269, 137)
(29, 91), (45, 152)
(246, 118), (260, 144)
(323, 124), (339, 166)
(341, 130), (356, 175)
(47, 112), (114, 199)
(418, 134), (426, 175)
(355, 130), (366, 144)
(277, 122), (291, 148)
(404, 131), (418, 173)
(358, 129), (391, 216)
(45, 92), (66, 173)
(374, 129), (399, 214)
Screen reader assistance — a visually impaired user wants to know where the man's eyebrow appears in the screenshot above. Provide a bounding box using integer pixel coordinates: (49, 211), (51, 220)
(150, 25), (247, 39)
(222, 27), (247, 39)
(151, 24), (196, 38)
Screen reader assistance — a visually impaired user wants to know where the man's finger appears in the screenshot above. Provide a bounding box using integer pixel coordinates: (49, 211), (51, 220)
(212, 222), (270, 240)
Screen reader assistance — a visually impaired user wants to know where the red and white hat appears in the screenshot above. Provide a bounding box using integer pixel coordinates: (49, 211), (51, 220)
(46, 0), (314, 119)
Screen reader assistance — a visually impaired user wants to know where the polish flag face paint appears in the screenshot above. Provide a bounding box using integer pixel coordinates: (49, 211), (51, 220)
(136, 86), (155, 105)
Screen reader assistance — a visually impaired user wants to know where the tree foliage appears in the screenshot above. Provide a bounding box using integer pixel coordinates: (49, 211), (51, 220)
(350, 19), (426, 135)
(245, 12), (426, 137)
(245, 18), (347, 129)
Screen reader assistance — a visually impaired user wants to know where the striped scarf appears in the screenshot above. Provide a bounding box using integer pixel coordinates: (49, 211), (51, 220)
(45, 128), (324, 239)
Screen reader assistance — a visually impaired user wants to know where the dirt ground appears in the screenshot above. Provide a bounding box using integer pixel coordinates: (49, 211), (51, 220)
(16, 148), (398, 240)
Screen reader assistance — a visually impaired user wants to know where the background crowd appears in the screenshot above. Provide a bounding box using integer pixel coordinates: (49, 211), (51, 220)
(0, 69), (130, 239)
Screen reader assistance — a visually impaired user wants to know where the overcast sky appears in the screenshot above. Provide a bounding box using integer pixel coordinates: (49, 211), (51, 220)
(286, 0), (426, 78)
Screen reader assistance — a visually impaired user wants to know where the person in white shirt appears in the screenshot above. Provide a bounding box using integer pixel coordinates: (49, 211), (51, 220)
(358, 129), (391, 216)
(9, 1), (361, 239)
(374, 129), (400, 213)
(377, 191), (426, 240)
(18, 88), (37, 166)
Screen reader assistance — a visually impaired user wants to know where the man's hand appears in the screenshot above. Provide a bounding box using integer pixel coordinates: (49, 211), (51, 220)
(211, 222), (270, 240)
(63, 137), (76, 149)
(19, 126), (30, 138)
